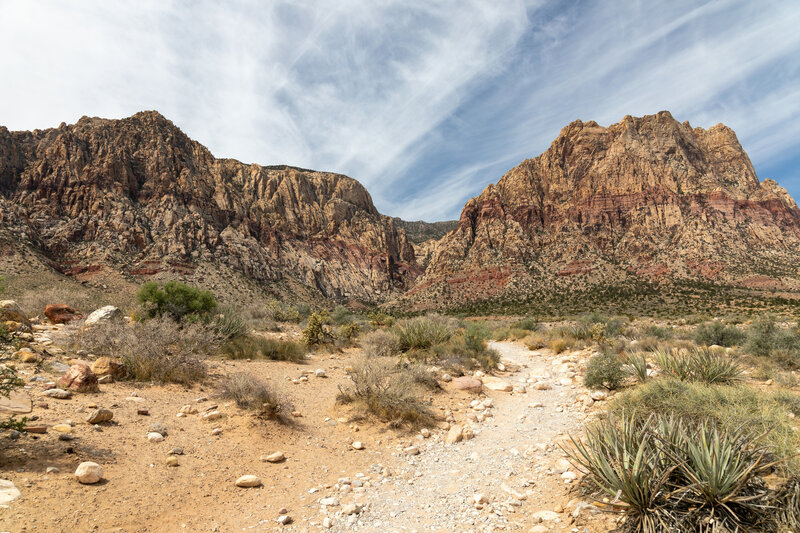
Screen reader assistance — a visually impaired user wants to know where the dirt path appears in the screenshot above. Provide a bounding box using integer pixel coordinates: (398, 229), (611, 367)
(328, 341), (597, 532)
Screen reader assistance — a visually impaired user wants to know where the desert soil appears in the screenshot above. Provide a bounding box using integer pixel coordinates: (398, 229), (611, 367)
(1, 333), (614, 532)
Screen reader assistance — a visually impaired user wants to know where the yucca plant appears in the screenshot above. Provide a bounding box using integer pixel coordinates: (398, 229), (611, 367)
(690, 348), (743, 385)
(564, 413), (678, 532)
(666, 420), (776, 530)
(624, 352), (649, 383)
(653, 349), (694, 381)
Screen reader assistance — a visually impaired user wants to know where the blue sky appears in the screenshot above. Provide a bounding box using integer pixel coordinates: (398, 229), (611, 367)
(1, 1), (799, 221)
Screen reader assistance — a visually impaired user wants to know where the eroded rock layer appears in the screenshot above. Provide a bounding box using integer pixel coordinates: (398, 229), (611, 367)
(406, 111), (800, 308)
(0, 111), (417, 302)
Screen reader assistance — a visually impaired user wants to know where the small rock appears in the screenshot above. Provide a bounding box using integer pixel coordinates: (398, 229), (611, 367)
(137, 408), (150, 416)
(148, 422), (167, 436)
(264, 451), (286, 463)
(235, 475), (262, 488)
(0, 479), (21, 505)
(473, 493), (489, 504)
(86, 408), (113, 424)
(277, 515), (292, 525)
(482, 376), (513, 392)
(320, 497), (339, 507)
(202, 410), (222, 421)
(322, 517), (332, 528)
(166, 456), (179, 467)
(532, 381), (552, 391)
(590, 390), (608, 401)
(452, 376), (482, 392)
(211, 428), (223, 436)
(168, 447), (184, 455)
(84, 306), (122, 326)
(444, 425), (463, 445)
(52, 424), (72, 433)
(74, 462), (103, 484)
(46, 466), (59, 474)
(314, 368), (327, 377)
(420, 428), (430, 438)
(57, 364), (99, 393)
(146, 432), (165, 442)
(441, 373), (452, 382)
(42, 388), (71, 399)
(342, 503), (363, 515)
(532, 510), (559, 522)
(404, 445), (420, 455)
(351, 441), (364, 450)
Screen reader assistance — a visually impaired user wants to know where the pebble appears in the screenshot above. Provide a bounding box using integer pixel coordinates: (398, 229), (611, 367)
(86, 408), (113, 424)
(211, 428), (223, 436)
(203, 410), (222, 421)
(149, 422), (168, 436)
(352, 441), (364, 450)
(42, 388), (71, 399)
(315, 368), (327, 377)
(166, 456), (179, 467)
(277, 515), (292, 525)
(146, 432), (165, 442)
(0, 479), (21, 505)
(264, 451), (286, 463)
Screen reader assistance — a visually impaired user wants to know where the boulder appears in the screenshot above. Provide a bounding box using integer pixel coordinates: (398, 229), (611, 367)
(0, 301), (30, 330)
(44, 304), (83, 324)
(90, 357), (126, 379)
(0, 479), (21, 505)
(57, 364), (99, 393)
(75, 462), (103, 484)
(84, 306), (122, 326)
(0, 390), (32, 415)
(452, 376), (483, 392)
(445, 424), (463, 445)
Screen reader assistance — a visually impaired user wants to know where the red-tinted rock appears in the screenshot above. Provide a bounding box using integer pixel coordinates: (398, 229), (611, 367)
(57, 364), (99, 393)
(451, 376), (483, 392)
(44, 304), (83, 324)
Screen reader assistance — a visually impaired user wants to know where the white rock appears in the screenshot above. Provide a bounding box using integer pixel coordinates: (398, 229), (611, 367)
(532, 381), (552, 390)
(42, 388), (71, 399)
(0, 479), (21, 505)
(320, 497), (339, 506)
(202, 410), (222, 421)
(473, 493), (488, 504)
(404, 445), (420, 455)
(314, 368), (327, 377)
(590, 391), (608, 401)
(74, 462), (103, 484)
(351, 441), (364, 450)
(264, 451), (286, 463)
(323, 517), (332, 528)
(84, 306), (122, 326)
(561, 471), (577, 481)
(532, 510), (559, 522)
(342, 503), (363, 515)
(235, 475), (262, 488)
(146, 432), (165, 442)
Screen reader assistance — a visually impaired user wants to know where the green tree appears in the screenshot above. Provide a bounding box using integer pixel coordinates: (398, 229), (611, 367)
(136, 281), (217, 323)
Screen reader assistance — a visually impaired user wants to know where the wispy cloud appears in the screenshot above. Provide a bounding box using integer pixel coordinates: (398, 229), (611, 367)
(1, 0), (798, 220)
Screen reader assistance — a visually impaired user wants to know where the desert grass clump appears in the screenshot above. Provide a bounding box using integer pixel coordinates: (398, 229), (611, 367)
(511, 316), (540, 332)
(653, 347), (742, 384)
(395, 314), (456, 350)
(694, 320), (745, 347)
(214, 305), (249, 340)
(623, 351), (649, 383)
(584, 350), (625, 390)
(219, 373), (281, 418)
(337, 357), (434, 428)
(360, 329), (400, 358)
(221, 335), (306, 362)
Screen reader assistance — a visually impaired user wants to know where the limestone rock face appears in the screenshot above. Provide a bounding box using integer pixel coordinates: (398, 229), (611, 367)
(406, 111), (800, 307)
(0, 111), (417, 303)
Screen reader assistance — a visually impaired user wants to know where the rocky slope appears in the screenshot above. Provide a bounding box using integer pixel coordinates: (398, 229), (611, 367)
(404, 111), (800, 309)
(0, 112), (417, 303)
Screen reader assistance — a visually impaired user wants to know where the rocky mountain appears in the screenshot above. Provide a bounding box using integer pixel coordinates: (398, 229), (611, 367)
(0, 111), (417, 303)
(391, 218), (458, 245)
(403, 111), (800, 310)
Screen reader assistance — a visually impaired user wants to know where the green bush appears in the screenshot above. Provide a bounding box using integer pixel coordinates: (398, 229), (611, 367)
(266, 300), (312, 323)
(136, 281), (217, 323)
(642, 324), (674, 340)
(584, 351), (625, 390)
(694, 320), (745, 347)
(511, 316), (540, 331)
(395, 315), (455, 350)
(611, 379), (800, 468)
(367, 311), (394, 327)
(221, 335), (306, 362)
(302, 312), (334, 346)
(337, 322), (362, 344)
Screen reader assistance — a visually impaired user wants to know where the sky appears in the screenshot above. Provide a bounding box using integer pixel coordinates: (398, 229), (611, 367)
(1, 0), (799, 221)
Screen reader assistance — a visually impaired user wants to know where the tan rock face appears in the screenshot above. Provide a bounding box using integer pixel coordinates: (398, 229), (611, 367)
(0, 111), (418, 303)
(406, 111), (800, 307)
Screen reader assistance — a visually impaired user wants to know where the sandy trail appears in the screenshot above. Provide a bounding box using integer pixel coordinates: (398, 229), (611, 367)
(331, 341), (593, 532)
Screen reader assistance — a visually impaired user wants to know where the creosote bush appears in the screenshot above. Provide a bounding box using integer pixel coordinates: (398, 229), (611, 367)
(66, 317), (216, 384)
(219, 373), (281, 419)
(136, 281), (217, 323)
(694, 320), (745, 347)
(360, 329), (400, 358)
(220, 335), (306, 362)
(337, 357), (434, 428)
(584, 351), (625, 390)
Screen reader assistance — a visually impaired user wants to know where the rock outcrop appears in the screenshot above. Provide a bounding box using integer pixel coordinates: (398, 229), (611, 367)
(405, 111), (800, 308)
(0, 111), (417, 303)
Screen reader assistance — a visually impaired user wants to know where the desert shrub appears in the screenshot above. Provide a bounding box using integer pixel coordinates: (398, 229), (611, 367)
(423, 326), (499, 371)
(653, 347), (742, 384)
(642, 324), (674, 340)
(214, 306), (249, 340)
(337, 322), (362, 344)
(360, 329), (400, 358)
(367, 311), (394, 327)
(136, 281), (217, 323)
(219, 373), (280, 418)
(337, 357), (433, 427)
(524, 332), (548, 350)
(302, 312), (334, 346)
(512, 316), (540, 331)
(0, 323), (11, 346)
(220, 335), (306, 362)
(577, 311), (625, 338)
(329, 305), (358, 326)
(265, 300), (312, 323)
(14, 283), (108, 317)
(66, 317), (215, 384)
(395, 315), (456, 350)
(694, 320), (745, 347)
(744, 316), (800, 368)
(585, 351), (625, 390)
(403, 363), (441, 391)
(611, 379), (800, 468)
(567, 412), (781, 532)
(549, 338), (568, 354)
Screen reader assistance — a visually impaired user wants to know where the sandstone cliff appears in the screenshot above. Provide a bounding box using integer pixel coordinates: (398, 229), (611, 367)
(404, 111), (800, 309)
(0, 111), (417, 303)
